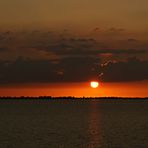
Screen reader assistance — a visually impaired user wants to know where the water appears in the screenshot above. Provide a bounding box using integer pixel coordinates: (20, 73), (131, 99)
(0, 99), (148, 148)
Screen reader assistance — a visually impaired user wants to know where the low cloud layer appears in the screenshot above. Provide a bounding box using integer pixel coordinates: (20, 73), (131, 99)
(0, 30), (148, 83)
(0, 57), (147, 83)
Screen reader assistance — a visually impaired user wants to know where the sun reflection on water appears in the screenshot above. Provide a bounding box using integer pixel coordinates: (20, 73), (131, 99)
(88, 100), (103, 148)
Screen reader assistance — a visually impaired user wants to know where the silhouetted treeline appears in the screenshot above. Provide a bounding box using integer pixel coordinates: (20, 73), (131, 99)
(0, 96), (147, 100)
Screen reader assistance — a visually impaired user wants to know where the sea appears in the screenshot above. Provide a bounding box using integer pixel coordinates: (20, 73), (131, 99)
(0, 99), (148, 148)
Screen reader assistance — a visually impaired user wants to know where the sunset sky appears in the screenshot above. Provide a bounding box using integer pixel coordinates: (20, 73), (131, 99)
(0, 0), (148, 31)
(0, 0), (148, 94)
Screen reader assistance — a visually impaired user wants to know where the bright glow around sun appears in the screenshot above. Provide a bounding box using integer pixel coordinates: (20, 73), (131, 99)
(90, 81), (99, 88)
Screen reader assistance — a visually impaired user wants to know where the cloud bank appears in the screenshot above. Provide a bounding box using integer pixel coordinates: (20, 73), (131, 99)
(0, 30), (147, 83)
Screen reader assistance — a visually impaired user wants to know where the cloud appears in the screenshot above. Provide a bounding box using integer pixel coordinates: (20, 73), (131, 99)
(0, 30), (147, 60)
(0, 56), (147, 83)
(39, 36), (147, 57)
(0, 56), (101, 83)
(0, 30), (147, 83)
(0, 58), (56, 83)
(108, 27), (125, 33)
(101, 57), (148, 82)
(127, 38), (138, 42)
(57, 56), (101, 81)
(0, 47), (8, 52)
(48, 48), (147, 56)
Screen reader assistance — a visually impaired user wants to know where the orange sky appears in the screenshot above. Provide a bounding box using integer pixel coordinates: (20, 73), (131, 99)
(0, 81), (147, 97)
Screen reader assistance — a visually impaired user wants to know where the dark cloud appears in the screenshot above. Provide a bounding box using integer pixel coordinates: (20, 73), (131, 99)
(57, 57), (101, 81)
(0, 56), (147, 83)
(0, 30), (147, 61)
(0, 56), (100, 83)
(0, 48), (8, 52)
(48, 48), (147, 56)
(0, 30), (147, 83)
(101, 57), (148, 82)
(127, 38), (138, 42)
(108, 27), (125, 33)
(38, 36), (147, 57)
(0, 58), (55, 83)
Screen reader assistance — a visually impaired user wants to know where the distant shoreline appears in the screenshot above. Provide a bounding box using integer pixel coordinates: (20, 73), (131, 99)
(0, 96), (147, 100)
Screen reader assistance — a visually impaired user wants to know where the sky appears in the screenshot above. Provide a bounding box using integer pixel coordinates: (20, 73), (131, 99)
(0, 0), (148, 85)
(0, 0), (148, 31)
(0, 81), (148, 97)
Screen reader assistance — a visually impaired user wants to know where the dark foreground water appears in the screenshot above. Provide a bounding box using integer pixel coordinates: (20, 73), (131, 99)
(0, 99), (148, 148)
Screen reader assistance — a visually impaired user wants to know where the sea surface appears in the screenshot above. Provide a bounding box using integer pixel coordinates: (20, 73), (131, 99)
(0, 99), (148, 148)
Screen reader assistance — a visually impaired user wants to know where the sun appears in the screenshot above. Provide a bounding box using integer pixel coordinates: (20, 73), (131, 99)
(90, 81), (99, 88)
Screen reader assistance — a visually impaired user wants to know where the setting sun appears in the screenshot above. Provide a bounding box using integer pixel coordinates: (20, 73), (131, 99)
(90, 81), (99, 88)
